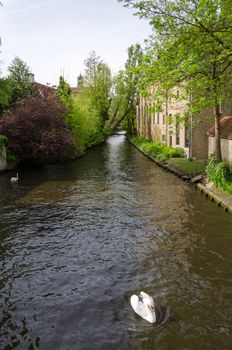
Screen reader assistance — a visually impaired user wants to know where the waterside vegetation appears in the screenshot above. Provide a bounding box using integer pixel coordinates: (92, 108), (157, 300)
(206, 159), (232, 197)
(131, 136), (207, 177)
(0, 44), (141, 168)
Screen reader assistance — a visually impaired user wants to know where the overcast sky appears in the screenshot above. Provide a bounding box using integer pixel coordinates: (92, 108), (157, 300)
(0, 0), (151, 86)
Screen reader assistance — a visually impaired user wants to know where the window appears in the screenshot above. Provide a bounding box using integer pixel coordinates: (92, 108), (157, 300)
(177, 90), (179, 98)
(157, 112), (160, 125)
(169, 135), (172, 146)
(163, 114), (166, 125)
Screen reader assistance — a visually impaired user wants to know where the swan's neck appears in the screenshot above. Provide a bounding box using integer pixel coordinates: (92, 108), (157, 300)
(145, 304), (156, 323)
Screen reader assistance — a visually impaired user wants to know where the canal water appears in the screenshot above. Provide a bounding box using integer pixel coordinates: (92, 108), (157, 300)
(0, 135), (232, 350)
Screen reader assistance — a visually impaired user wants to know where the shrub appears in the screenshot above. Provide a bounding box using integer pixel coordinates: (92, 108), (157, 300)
(0, 134), (8, 146)
(174, 147), (185, 158)
(0, 96), (76, 164)
(157, 145), (176, 160)
(206, 159), (221, 182)
(68, 91), (104, 154)
(132, 136), (185, 161)
(206, 159), (232, 196)
(131, 136), (150, 146)
(213, 162), (232, 187)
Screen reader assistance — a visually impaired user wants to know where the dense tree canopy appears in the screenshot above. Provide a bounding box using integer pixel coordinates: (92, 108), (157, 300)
(108, 44), (143, 135)
(84, 51), (113, 129)
(0, 96), (76, 163)
(0, 78), (11, 116)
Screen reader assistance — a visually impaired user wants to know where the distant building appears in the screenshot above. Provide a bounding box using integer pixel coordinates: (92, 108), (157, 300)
(30, 74), (56, 97)
(33, 82), (56, 97)
(71, 74), (84, 96)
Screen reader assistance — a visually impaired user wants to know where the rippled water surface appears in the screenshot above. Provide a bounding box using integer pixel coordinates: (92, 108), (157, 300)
(1, 135), (232, 350)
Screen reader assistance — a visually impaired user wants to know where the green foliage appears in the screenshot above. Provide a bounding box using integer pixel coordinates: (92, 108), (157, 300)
(168, 158), (207, 175)
(84, 51), (112, 130)
(130, 136), (149, 145)
(68, 89), (104, 154)
(0, 134), (15, 162)
(0, 134), (7, 159)
(8, 56), (33, 103)
(206, 159), (232, 195)
(0, 78), (12, 115)
(206, 159), (221, 182)
(131, 136), (185, 160)
(57, 76), (72, 110)
(7, 148), (17, 162)
(109, 44), (143, 135)
(0, 134), (7, 146)
(174, 147), (185, 158)
(119, 0), (232, 160)
(56, 56), (110, 155)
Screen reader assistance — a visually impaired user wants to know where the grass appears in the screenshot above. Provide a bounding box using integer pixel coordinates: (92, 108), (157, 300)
(167, 158), (207, 175)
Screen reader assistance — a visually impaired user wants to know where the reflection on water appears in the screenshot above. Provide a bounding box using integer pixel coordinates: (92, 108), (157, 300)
(1, 135), (232, 350)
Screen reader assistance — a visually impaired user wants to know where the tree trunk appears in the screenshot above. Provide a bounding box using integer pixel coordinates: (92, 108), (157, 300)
(214, 104), (222, 161)
(111, 109), (130, 132)
(147, 116), (152, 140)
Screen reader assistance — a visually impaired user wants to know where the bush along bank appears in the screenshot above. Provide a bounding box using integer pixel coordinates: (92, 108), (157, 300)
(130, 136), (207, 180)
(206, 159), (232, 197)
(195, 159), (232, 214)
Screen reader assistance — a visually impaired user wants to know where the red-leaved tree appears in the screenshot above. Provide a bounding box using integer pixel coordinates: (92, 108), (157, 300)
(0, 95), (76, 163)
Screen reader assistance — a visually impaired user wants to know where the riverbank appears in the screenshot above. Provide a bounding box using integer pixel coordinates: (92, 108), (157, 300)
(197, 182), (232, 214)
(0, 137), (107, 175)
(129, 138), (232, 214)
(128, 138), (206, 180)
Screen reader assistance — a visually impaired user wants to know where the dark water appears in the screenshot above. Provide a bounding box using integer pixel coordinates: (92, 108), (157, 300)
(1, 135), (232, 350)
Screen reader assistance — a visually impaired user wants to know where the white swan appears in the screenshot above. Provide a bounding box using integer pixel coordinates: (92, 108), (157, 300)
(10, 173), (19, 182)
(130, 291), (156, 323)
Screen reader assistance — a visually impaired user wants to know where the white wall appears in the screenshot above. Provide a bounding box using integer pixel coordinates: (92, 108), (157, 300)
(208, 136), (232, 164)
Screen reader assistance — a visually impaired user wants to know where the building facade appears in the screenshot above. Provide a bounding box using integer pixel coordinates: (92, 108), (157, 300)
(136, 87), (232, 160)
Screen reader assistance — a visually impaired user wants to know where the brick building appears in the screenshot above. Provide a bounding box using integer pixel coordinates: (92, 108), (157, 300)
(137, 88), (232, 160)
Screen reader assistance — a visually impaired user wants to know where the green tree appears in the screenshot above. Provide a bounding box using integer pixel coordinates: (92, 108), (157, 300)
(84, 51), (112, 130)
(57, 75), (72, 109)
(0, 78), (11, 116)
(56, 74), (104, 154)
(8, 56), (33, 104)
(70, 89), (104, 153)
(119, 0), (232, 160)
(109, 44), (143, 135)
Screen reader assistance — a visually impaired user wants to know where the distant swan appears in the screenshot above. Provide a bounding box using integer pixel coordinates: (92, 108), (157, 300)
(130, 291), (156, 323)
(10, 173), (19, 182)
